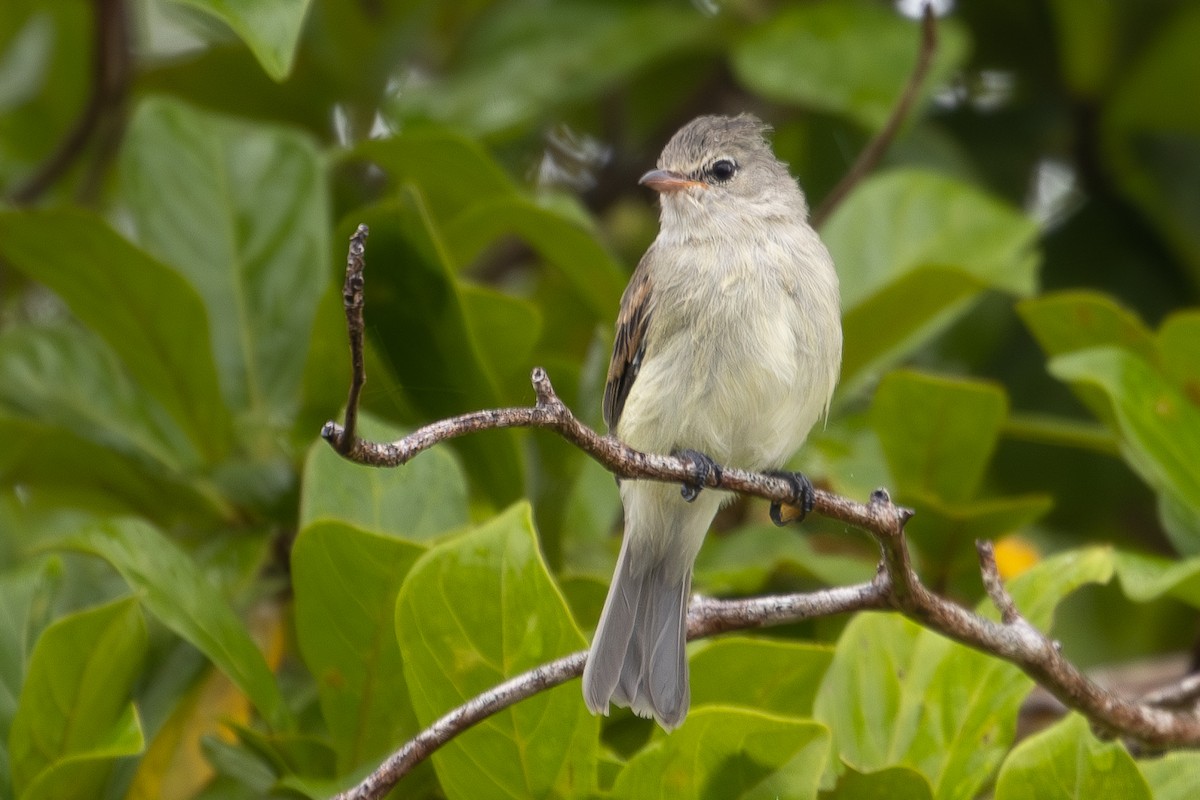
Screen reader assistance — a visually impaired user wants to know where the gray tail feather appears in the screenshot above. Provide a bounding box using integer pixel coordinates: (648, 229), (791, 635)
(582, 536), (691, 730)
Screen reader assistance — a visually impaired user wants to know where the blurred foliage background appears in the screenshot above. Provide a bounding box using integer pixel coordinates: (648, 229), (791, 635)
(2, 0), (1200, 798)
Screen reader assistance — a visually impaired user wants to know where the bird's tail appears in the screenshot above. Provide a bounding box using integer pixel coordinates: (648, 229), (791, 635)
(582, 530), (693, 730)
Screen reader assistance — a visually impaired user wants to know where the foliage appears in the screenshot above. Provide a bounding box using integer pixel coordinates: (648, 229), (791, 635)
(2, 0), (1199, 797)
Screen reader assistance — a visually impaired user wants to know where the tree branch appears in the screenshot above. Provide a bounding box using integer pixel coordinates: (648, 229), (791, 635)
(811, 3), (938, 227)
(8, 0), (132, 205)
(321, 226), (1200, 800)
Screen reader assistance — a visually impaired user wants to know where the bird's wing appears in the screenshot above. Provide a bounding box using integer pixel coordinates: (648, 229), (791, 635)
(603, 251), (654, 432)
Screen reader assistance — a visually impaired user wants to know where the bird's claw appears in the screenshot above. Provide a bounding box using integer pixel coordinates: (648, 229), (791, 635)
(674, 449), (721, 502)
(767, 471), (815, 525)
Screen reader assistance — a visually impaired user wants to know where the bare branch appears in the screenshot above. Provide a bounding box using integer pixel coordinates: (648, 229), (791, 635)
(320, 222), (1200, 800)
(811, 3), (939, 227)
(8, 0), (132, 205)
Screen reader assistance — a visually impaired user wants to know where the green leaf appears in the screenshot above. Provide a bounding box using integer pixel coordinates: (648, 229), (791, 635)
(395, 503), (596, 800)
(690, 638), (834, 718)
(993, 714), (1149, 800)
(1112, 550), (1200, 608)
(299, 412), (468, 540)
(350, 130), (519, 222)
(119, 95), (329, 426)
(351, 192), (528, 506)
(0, 210), (232, 462)
(822, 170), (1040, 389)
(814, 549), (1112, 800)
(0, 559), (59, 737)
(387, 1), (717, 136)
(1138, 750), (1200, 800)
(61, 518), (292, 731)
(825, 765), (934, 800)
(1102, 2), (1200, 288)
(1157, 310), (1200, 397)
(169, 0), (312, 81)
(732, 0), (970, 131)
(1049, 347), (1200, 553)
(443, 197), (626, 320)
(1018, 291), (1157, 362)
(292, 521), (425, 772)
(611, 707), (829, 800)
(694, 524), (875, 595)
(872, 371), (1008, 504)
(0, 324), (200, 471)
(8, 596), (146, 800)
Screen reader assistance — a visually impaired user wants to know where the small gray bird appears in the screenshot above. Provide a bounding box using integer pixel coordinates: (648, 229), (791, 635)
(581, 114), (842, 730)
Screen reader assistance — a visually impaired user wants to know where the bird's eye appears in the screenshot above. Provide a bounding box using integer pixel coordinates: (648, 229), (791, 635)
(709, 159), (737, 182)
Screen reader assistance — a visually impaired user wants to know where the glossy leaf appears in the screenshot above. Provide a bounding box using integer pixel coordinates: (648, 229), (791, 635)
(0, 210), (232, 461)
(825, 765), (934, 800)
(1018, 291), (1157, 362)
(1049, 347), (1200, 553)
(0, 324), (200, 471)
(732, 0), (970, 130)
(0, 559), (59, 737)
(993, 714), (1149, 800)
(395, 503), (596, 800)
(292, 521), (425, 772)
(444, 197), (626, 320)
(169, 0), (312, 81)
(611, 707), (829, 800)
(61, 518), (292, 731)
(352, 193), (528, 505)
(120, 96), (329, 426)
(814, 548), (1112, 800)
(1138, 751), (1200, 800)
(872, 371), (1008, 504)
(8, 596), (146, 800)
(690, 638), (834, 718)
(823, 170), (1040, 388)
(387, 1), (717, 136)
(299, 412), (468, 540)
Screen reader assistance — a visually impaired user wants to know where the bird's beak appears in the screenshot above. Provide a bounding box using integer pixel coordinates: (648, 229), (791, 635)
(639, 169), (704, 194)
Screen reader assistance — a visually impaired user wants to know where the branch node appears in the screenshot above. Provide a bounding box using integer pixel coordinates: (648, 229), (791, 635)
(976, 540), (1021, 625)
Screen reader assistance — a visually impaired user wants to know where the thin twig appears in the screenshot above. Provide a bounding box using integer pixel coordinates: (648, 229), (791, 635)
(811, 3), (938, 227)
(9, 0), (132, 204)
(320, 224), (1200, 800)
(330, 225), (369, 454)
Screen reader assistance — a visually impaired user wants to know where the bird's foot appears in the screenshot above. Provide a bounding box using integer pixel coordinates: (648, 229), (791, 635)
(767, 470), (816, 525)
(673, 449), (721, 502)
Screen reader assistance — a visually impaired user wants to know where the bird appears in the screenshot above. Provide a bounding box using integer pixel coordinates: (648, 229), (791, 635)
(581, 114), (842, 730)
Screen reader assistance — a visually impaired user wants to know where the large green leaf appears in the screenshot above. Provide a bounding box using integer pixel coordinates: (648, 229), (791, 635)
(993, 714), (1149, 800)
(732, 0), (970, 131)
(872, 371), (1007, 504)
(814, 548), (1112, 800)
(8, 596), (146, 800)
(351, 192), (529, 505)
(1113, 550), (1200, 609)
(169, 0), (312, 81)
(1018, 291), (1157, 363)
(611, 707), (829, 800)
(119, 96), (329, 427)
(1157, 310), (1200, 396)
(822, 170), (1040, 389)
(0, 324), (200, 472)
(387, 1), (717, 136)
(0, 559), (59, 738)
(825, 765), (934, 800)
(292, 521), (425, 773)
(1050, 347), (1200, 553)
(443, 197), (626, 320)
(395, 503), (596, 800)
(0, 210), (232, 461)
(299, 412), (468, 540)
(1138, 751), (1200, 800)
(1101, 1), (1200, 288)
(689, 638), (834, 719)
(61, 519), (292, 731)
(694, 524), (875, 595)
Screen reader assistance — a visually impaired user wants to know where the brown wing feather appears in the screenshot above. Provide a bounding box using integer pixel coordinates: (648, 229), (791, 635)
(603, 252), (654, 432)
